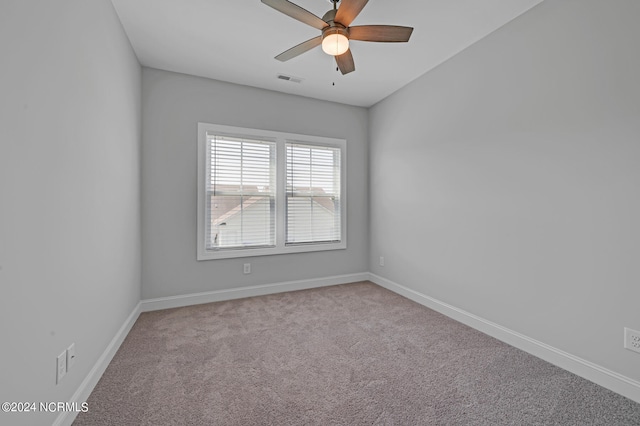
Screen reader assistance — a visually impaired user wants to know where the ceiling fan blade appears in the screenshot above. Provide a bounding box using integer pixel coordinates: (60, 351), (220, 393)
(335, 49), (355, 75)
(262, 0), (328, 30)
(275, 36), (322, 61)
(334, 0), (369, 27)
(348, 25), (414, 42)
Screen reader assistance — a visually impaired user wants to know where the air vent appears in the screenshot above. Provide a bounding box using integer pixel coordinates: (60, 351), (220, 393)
(277, 74), (303, 84)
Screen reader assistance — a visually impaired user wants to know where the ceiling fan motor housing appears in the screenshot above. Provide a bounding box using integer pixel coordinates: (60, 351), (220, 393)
(322, 24), (349, 40)
(322, 9), (349, 39)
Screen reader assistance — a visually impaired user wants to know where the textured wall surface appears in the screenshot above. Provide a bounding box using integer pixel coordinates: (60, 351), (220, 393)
(0, 1), (142, 424)
(141, 68), (369, 299)
(370, 0), (640, 384)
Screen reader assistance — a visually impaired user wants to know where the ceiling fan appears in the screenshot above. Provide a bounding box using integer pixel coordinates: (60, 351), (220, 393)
(262, 0), (413, 75)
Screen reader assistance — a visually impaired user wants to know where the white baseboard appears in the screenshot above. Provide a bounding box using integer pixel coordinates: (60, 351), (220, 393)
(140, 272), (370, 312)
(53, 302), (142, 426)
(368, 272), (640, 404)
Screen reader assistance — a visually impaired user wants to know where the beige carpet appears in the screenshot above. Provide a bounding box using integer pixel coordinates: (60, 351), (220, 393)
(74, 281), (640, 425)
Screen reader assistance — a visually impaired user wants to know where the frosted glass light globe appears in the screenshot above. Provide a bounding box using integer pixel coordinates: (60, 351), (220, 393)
(322, 33), (349, 56)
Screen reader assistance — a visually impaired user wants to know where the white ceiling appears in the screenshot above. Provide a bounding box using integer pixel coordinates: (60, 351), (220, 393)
(110, 0), (542, 107)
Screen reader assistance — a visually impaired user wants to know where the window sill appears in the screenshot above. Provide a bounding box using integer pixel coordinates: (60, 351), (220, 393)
(197, 241), (347, 261)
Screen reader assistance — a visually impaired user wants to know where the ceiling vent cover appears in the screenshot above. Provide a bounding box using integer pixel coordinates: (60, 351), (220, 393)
(277, 74), (303, 83)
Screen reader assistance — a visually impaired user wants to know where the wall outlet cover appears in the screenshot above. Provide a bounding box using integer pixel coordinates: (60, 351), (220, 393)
(624, 327), (640, 354)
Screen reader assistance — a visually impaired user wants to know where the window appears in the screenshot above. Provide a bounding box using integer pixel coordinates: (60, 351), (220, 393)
(197, 123), (346, 260)
(206, 135), (276, 250)
(286, 143), (341, 244)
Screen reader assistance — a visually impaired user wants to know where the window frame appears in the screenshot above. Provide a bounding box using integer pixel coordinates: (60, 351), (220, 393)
(197, 123), (347, 261)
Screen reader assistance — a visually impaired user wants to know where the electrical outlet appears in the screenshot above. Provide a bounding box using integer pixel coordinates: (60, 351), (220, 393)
(56, 351), (67, 384)
(624, 328), (640, 354)
(66, 343), (76, 370)
(379, 256), (384, 267)
(243, 263), (251, 274)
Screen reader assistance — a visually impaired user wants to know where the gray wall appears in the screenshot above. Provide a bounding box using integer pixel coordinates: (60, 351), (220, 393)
(141, 68), (368, 299)
(369, 0), (640, 383)
(0, 1), (141, 424)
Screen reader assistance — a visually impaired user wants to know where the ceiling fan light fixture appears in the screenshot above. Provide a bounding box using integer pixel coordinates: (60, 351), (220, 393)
(322, 32), (349, 56)
(262, 0), (413, 75)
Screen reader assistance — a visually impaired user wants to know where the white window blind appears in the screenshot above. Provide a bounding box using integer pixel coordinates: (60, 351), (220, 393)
(206, 134), (276, 250)
(286, 143), (341, 245)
